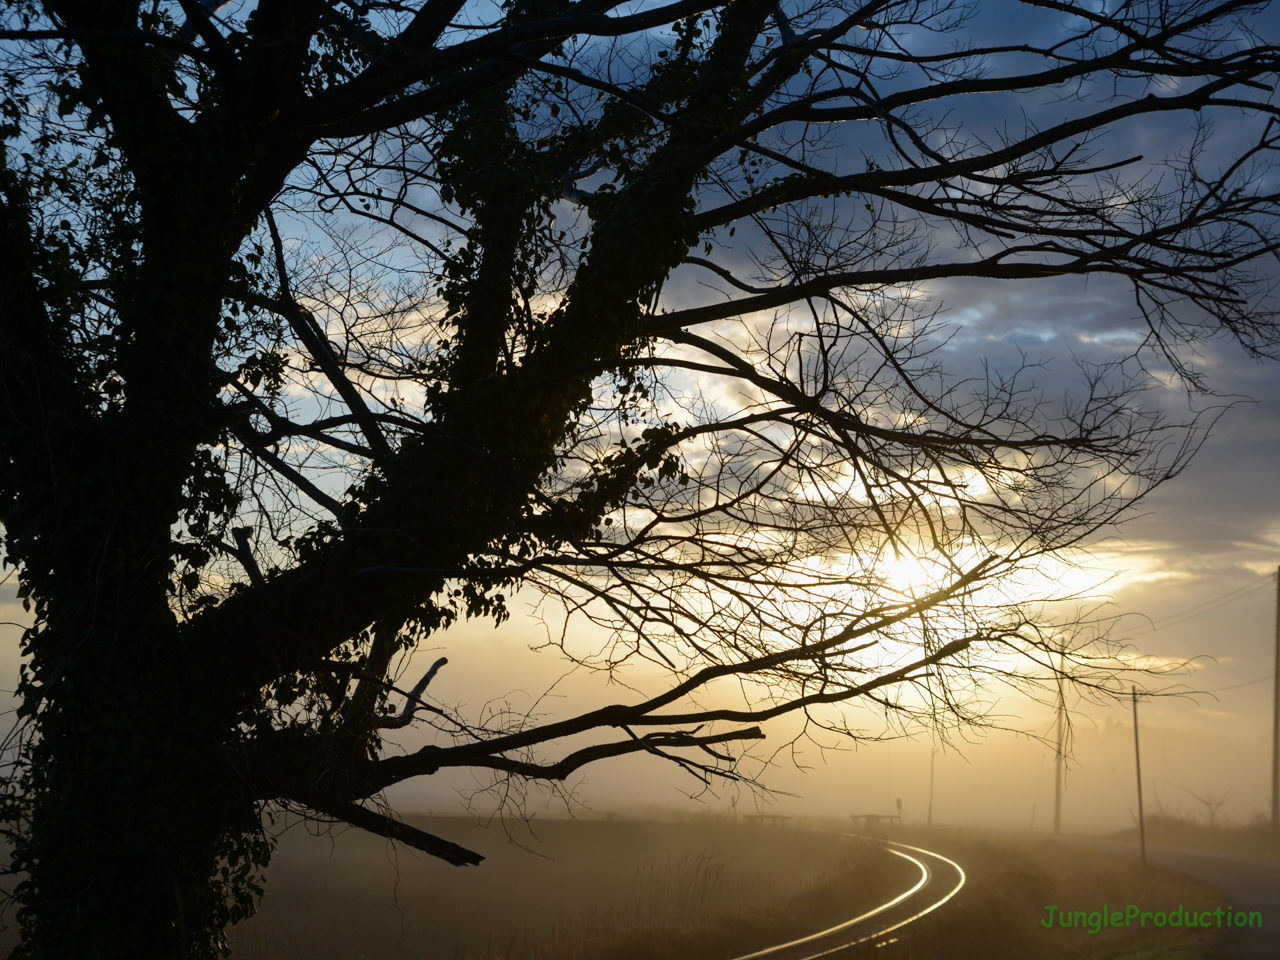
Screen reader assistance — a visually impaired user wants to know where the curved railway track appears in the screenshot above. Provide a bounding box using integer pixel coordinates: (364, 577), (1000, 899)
(730, 835), (966, 960)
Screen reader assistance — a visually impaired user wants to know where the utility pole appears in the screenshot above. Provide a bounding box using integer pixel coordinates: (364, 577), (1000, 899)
(927, 748), (936, 829)
(1054, 706), (1064, 834)
(1272, 565), (1279, 833)
(1133, 686), (1147, 868)
(1054, 647), (1065, 835)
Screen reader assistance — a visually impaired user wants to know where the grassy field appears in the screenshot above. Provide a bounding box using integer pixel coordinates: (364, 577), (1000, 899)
(228, 817), (1230, 960)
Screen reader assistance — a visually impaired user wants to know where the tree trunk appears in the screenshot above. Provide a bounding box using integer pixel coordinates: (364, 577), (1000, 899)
(17, 624), (254, 958)
(9, 224), (264, 956)
(13, 490), (268, 957)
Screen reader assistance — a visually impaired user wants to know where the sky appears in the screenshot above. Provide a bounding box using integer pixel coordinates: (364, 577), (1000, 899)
(335, 271), (1280, 835)
(2, 0), (1280, 839)
(351, 339), (1280, 835)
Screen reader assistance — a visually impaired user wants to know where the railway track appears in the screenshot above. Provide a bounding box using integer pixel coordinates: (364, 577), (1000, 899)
(729, 836), (966, 960)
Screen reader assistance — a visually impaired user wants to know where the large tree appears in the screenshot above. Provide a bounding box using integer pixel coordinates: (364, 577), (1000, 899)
(1, 0), (1278, 955)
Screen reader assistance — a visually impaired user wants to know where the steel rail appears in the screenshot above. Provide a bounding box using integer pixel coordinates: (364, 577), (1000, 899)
(729, 833), (966, 960)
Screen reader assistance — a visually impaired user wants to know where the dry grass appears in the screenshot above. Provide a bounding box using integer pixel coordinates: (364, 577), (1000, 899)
(229, 815), (867, 960)
(1109, 813), (1280, 861)
(473, 837), (915, 960)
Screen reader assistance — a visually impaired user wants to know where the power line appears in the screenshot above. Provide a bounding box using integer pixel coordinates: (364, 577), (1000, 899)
(1199, 673), (1275, 694)
(1153, 574), (1272, 625)
(1156, 579), (1273, 630)
(1131, 573), (1274, 636)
